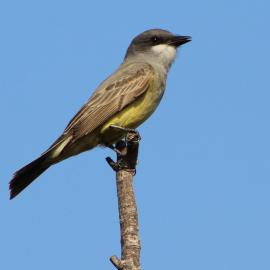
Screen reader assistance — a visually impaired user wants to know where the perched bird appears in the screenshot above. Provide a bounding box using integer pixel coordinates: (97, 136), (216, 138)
(9, 29), (191, 199)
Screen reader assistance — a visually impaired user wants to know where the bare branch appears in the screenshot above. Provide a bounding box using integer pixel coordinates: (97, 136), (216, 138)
(106, 129), (142, 270)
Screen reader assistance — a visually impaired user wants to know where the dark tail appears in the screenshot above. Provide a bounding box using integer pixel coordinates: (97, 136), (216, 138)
(9, 153), (51, 199)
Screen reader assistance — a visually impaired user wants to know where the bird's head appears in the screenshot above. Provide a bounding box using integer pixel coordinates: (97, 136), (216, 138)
(125, 29), (191, 69)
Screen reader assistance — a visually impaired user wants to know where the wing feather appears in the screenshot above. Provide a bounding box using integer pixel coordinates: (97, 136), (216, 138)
(48, 62), (154, 150)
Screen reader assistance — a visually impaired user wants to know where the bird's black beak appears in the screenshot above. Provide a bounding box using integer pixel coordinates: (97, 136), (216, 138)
(168, 35), (192, 47)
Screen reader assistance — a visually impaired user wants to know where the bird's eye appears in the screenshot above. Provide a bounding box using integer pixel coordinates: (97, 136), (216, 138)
(151, 36), (159, 43)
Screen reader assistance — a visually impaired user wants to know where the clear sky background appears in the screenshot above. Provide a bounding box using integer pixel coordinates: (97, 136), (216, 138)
(1, 0), (269, 269)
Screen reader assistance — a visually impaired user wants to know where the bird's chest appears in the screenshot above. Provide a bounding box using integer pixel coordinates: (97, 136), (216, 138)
(100, 68), (167, 142)
(114, 72), (166, 127)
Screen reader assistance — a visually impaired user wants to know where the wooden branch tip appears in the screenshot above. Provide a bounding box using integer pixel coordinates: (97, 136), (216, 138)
(126, 131), (141, 143)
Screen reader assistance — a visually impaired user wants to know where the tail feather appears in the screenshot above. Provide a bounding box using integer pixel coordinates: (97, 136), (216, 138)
(9, 154), (51, 199)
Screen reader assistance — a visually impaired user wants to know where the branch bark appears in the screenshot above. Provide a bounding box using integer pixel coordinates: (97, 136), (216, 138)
(106, 131), (142, 270)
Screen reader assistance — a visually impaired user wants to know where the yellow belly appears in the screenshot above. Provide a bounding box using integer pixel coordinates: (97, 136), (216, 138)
(99, 82), (164, 144)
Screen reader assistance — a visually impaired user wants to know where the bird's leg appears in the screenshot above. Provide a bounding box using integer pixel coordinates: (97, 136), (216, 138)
(106, 140), (127, 171)
(106, 144), (123, 155)
(109, 125), (141, 142)
(106, 126), (140, 172)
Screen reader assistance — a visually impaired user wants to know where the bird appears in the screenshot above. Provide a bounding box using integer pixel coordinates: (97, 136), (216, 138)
(9, 29), (191, 199)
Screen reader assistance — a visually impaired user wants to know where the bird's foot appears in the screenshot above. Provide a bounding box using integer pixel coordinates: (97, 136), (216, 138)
(106, 126), (140, 172)
(109, 125), (141, 142)
(106, 143), (123, 155)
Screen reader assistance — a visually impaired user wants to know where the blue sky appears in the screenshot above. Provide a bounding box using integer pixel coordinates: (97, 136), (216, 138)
(1, 0), (269, 269)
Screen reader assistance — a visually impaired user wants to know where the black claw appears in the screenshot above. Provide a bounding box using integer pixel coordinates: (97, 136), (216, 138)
(106, 157), (119, 171)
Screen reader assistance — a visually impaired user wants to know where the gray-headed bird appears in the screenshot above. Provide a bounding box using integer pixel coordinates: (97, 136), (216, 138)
(10, 29), (191, 199)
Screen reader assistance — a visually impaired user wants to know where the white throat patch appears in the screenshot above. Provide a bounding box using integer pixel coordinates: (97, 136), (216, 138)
(151, 44), (177, 67)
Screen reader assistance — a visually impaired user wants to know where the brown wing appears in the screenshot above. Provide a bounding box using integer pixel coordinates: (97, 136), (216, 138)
(48, 62), (154, 149)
